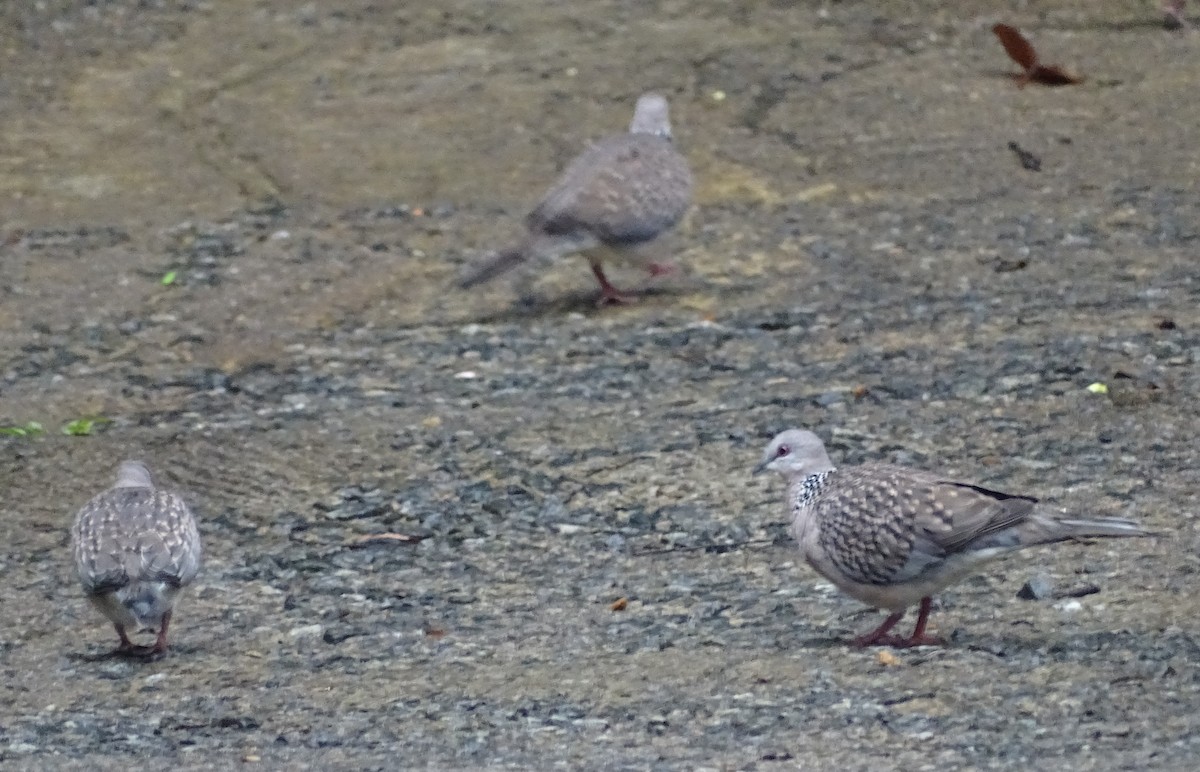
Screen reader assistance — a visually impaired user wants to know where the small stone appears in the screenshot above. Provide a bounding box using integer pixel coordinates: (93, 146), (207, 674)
(814, 391), (844, 407)
(289, 624), (324, 639)
(1017, 576), (1055, 600)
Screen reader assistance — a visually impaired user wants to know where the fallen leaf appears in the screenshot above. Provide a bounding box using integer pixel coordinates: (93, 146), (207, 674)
(992, 23), (1038, 70)
(877, 650), (902, 666)
(992, 23), (1082, 87)
(611, 597), (628, 612)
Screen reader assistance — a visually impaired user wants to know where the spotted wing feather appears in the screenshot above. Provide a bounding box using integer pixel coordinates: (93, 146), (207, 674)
(527, 134), (692, 246)
(814, 464), (1037, 586)
(72, 488), (202, 595)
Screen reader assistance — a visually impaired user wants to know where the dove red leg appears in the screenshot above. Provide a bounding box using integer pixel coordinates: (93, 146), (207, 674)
(590, 263), (637, 306)
(115, 624), (137, 652)
(851, 610), (905, 647)
(851, 597), (945, 648)
(646, 261), (678, 278)
(898, 596), (946, 647)
(151, 610), (173, 654)
(113, 623), (154, 657)
(111, 615), (173, 658)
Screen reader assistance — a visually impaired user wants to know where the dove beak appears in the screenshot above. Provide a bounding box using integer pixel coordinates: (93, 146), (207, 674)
(751, 459), (770, 476)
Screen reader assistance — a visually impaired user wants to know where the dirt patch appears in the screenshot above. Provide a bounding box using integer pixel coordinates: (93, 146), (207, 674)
(1, 1), (1198, 768)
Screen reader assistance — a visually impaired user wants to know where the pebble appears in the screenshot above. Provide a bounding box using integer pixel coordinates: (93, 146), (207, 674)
(1017, 576), (1055, 601)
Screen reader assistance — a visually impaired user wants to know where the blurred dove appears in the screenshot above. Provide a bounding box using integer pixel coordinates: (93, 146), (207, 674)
(459, 92), (693, 306)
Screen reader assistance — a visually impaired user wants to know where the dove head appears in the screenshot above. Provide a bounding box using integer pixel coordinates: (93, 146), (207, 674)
(114, 460), (155, 489)
(628, 93), (672, 138)
(754, 429), (835, 479)
(117, 582), (174, 630)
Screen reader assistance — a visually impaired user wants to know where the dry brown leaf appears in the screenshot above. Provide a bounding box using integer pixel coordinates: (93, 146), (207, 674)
(993, 23), (1082, 88)
(992, 23), (1038, 71)
(611, 597), (628, 612)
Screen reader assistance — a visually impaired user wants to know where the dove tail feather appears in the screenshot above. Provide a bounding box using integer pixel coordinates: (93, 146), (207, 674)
(1053, 516), (1154, 540)
(458, 245), (529, 288)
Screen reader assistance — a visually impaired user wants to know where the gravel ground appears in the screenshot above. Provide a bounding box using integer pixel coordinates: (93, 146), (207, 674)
(2, 1), (1199, 769)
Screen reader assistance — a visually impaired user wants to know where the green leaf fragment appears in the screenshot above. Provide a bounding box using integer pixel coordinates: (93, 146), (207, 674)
(62, 417), (113, 436)
(0, 421), (45, 437)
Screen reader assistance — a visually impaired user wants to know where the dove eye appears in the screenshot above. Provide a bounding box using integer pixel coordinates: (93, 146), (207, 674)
(776, 444), (790, 458)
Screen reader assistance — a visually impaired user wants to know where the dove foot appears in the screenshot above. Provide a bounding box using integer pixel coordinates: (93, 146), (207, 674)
(856, 630), (946, 649)
(114, 644), (167, 660)
(850, 610), (905, 647)
(151, 611), (172, 655)
(851, 597), (945, 648)
(592, 264), (638, 306)
(113, 631), (158, 658)
(597, 290), (639, 307)
(112, 613), (172, 659)
(646, 261), (678, 278)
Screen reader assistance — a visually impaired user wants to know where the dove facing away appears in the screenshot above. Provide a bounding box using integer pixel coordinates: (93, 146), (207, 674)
(1165, 0), (1187, 27)
(71, 460), (202, 656)
(459, 92), (693, 306)
(755, 429), (1152, 648)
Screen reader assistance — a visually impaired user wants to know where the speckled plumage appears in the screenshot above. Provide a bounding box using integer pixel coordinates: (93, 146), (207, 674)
(756, 429), (1151, 647)
(459, 92), (693, 304)
(70, 460), (202, 655)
